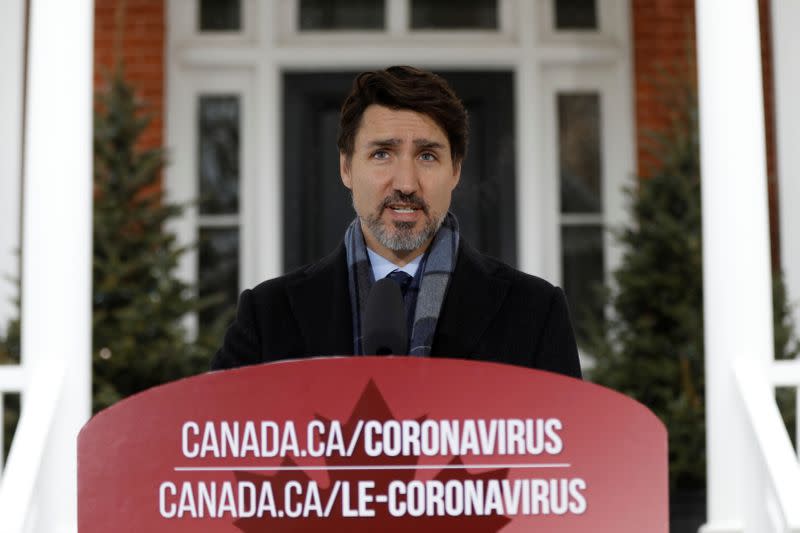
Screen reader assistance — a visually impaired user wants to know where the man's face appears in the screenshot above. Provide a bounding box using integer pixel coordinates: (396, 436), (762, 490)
(340, 105), (461, 264)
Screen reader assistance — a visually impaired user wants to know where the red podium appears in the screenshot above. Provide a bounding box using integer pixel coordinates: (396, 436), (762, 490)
(78, 357), (667, 532)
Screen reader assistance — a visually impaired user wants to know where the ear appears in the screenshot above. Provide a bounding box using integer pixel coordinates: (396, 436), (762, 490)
(340, 153), (353, 189)
(451, 159), (462, 189)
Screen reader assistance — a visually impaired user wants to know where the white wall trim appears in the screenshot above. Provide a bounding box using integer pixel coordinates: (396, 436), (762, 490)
(175, 43), (626, 71)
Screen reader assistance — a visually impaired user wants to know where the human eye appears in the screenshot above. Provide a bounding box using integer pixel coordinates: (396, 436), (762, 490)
(371, 149), (390, 160)
(419, 151), (438, 162)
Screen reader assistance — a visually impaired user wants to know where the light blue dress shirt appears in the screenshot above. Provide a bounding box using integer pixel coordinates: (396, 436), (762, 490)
(366, 248), (421, 281)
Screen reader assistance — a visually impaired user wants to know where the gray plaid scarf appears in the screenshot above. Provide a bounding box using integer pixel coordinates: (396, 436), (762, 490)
(345, 213), (460, 356)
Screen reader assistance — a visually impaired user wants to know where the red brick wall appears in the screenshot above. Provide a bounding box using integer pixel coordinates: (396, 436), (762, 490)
(94, 0), (164, 152)
(631, 0), (696, 177)
(631, 0), (779, 267)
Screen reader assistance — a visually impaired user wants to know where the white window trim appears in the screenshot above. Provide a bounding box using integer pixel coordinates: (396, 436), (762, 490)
(166, 0), (635, 299)
(164, 64), (259, 326)
(540, 63), (635, 285)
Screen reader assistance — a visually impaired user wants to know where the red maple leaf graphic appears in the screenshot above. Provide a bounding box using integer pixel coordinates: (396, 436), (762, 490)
(232, 379), (511, 532)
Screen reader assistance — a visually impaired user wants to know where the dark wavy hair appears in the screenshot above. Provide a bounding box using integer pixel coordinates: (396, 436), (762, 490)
(337, 66), (468, 165)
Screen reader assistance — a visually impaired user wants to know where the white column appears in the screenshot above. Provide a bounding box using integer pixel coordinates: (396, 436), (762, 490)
(0, 0), (26, 335)
(257, 2), (282, 281)
(20, 0), (93, 531)
(696, 1), (774, 532)
(515, 0), (547, 278)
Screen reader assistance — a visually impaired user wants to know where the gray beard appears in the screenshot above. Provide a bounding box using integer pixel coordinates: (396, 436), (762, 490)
(363, 212), (444, 252)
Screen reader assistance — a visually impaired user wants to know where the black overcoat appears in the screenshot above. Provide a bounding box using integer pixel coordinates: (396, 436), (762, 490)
(212, 240), (582, 379)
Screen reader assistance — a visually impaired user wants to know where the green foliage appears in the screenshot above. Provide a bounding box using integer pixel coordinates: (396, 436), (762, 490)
(92, 66), (227, 412)
(0, 318), (20, 462)
(585, 169), (706, 489)
(585, 63), (799, 489)
(0, 320), (20, 364)
(1, 65), (228, 458)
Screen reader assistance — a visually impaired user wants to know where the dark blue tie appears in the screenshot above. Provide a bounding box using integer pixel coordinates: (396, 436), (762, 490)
(386, 270), (414, 351)
(386, 269), (413, 297)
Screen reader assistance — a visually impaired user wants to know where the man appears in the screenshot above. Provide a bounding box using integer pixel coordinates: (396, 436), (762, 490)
(212, 66), (581, 378)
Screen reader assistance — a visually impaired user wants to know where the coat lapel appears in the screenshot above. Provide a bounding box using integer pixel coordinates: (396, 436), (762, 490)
(283, 240), (508, 358)
(286, 244), (355, 356)
(432, 242), (511, 357)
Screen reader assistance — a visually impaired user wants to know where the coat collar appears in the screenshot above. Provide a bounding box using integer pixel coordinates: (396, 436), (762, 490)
(285, 244), (355, 356)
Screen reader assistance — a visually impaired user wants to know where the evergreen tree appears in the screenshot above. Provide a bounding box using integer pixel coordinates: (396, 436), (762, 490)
(92, 66), (226, 412)
(0, 317), (20, 461)
(1, 65), (226, 456)
(586, 62), (799, 489)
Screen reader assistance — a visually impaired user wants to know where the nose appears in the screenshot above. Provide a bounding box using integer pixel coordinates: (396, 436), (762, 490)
(391, 156), (419, 195)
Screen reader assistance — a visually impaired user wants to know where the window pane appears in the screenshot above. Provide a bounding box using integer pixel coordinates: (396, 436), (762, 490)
(411, 0), (498, 29)
(198, 95), (240, 215)
(200, 0), (241, 31)
(554, 0), (598, 30)
(558, 92), (602, 213)
(562, 225), (604, 345)
(198, 228), (239, 328)
(299, 0), (384, 30)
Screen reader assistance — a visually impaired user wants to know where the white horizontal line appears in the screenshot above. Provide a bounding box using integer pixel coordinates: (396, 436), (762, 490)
(197, 215), (240, 228)
(174, 463), (571, 472)
(0, 365), (26, 392)
(559, 214), (604, 226)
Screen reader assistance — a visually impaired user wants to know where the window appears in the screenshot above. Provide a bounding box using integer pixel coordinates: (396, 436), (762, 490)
(559, 93), (602, 214)
(557, 92), (604, 344)
(198, 228), (239, 327)
(299, 0), (384, 30)
(411, 0), (498, 30)
(197, 95), (241, 327)
(199, 0), (242, 31)
(554, 0), (597, 31)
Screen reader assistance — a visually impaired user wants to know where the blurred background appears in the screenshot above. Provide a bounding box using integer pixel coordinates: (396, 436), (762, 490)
(1, 1), (799, 532)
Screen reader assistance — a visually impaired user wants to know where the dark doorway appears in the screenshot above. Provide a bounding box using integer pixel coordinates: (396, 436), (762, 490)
(282, 71), (516, 271)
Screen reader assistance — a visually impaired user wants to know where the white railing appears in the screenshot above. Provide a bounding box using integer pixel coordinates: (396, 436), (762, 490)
(735, 357), (800, 533)
(771, 359), (800, 453)
(0, 359), (67, 533)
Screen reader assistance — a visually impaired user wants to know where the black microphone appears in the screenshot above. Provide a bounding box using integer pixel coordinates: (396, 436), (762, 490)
(362, 278), (408, 355)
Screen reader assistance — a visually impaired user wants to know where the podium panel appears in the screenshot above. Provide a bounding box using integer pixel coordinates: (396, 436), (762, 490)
(78, 357), (667, 531)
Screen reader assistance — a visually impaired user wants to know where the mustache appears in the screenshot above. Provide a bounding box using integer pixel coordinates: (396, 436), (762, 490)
(380, 192), (429, 214)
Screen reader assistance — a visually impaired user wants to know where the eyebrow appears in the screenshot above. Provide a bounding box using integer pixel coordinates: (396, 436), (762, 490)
(366, 138), (446, 150)
(414, 139), (446, 150)
(367, 138), (402, 148)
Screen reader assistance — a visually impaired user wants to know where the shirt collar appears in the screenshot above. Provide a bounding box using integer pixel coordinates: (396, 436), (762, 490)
(366, 247), (422, 281)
